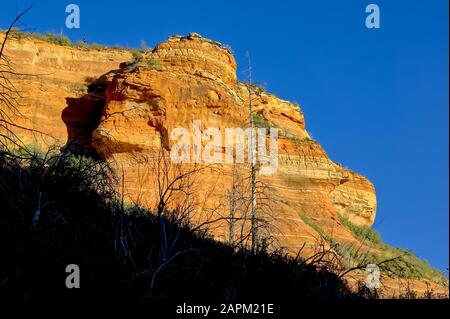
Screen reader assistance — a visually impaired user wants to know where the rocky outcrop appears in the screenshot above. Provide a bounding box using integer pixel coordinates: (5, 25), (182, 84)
(2, 31), (447, 296)
(0, 33), (132, 150)
(154, 33), (237, 87)
(1, 31), (377, 245)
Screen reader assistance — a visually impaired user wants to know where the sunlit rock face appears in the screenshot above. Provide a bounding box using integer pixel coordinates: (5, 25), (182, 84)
(2, 32), (376, 254)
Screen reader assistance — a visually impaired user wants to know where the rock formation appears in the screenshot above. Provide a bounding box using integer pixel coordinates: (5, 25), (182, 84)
(90, 33), (377, 240)
(1, 32), (446, 296)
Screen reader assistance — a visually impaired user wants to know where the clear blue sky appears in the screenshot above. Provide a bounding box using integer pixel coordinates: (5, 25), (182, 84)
(1, 0), (448, 272)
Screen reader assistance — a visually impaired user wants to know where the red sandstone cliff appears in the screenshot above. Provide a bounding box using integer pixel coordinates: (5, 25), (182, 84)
(1, 32), (447, 296)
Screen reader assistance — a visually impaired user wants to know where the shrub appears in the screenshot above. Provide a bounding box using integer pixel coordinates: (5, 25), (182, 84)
(88, 42), (108, 50)
(38, 33), (72, 46)
(339, 215), (382, 246)
(3, 29), (72, 46)
(73, 83), (88, 95)
(124, 53), (163, 72)
(334, 242), (377, 269)
(376, 246), (448, 284)
(147, 57), (163, 70)
(338, 214), (448, 284)
(6, 27), (27, 39)
(252, 112), (270, 128)
(75, 39), (87, 48)
(300, 212), (334, 244)
(246, 82), (266, 95)
(131, 50), (143, 61)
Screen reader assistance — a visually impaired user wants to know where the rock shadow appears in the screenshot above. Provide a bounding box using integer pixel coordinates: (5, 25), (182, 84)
(61, 71), (118, 158)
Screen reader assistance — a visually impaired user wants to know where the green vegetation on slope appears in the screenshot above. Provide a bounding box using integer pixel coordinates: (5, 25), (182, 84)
(339, 215), (382, 246)
(252, 112), (270, 128)
(338, 214), (448, 285)
(123, 51), (164, 72)
(5, 29), (72, 46)
(2, 29), (144, 52)
(300, 212), (332, 243)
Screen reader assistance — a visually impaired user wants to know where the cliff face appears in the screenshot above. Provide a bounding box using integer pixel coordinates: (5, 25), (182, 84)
(2, 32), (446, 295)
(0, 33), (132, 152)
(95, 33), (376, 230)
(1, 32), (376, 250)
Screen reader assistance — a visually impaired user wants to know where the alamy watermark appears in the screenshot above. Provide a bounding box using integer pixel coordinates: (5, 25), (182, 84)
(365, 4), (381, 29)
(170, 120), (279, 175)
(365, 264), (381, 289)
(65, 264), (80, 289)
(65, 4), (80, 29)
(64, 4), (378, 31)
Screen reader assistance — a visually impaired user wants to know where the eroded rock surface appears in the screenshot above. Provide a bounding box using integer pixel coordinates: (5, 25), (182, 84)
(4, 32), (444, 296)
(1, 32), (377, 247)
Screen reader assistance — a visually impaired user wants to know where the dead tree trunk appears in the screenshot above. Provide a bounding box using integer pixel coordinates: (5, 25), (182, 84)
(246, 52), (258, 253)
(229, 166), (236, 244)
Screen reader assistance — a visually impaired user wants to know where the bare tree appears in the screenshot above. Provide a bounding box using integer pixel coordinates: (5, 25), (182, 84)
(138, 144), (281, 292)
(244, 51), (259, 253)
(0, 5), (34, 150)
(217, 162), (278, 252)
(228, 165), (237, 245)
(219, 164), (249, 246)
(135, 147), (218, 293)
(149, 148), (201, 262)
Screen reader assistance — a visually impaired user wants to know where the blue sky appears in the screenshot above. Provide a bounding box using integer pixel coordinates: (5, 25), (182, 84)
(1, 0), (448, 271)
